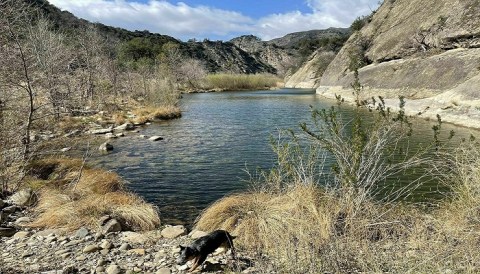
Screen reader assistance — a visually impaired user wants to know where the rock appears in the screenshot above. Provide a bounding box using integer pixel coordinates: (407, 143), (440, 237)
(95, 266), (105, 273)
(119, 232), (149, 244)
(34, 229), (63, 237)
(2, 205), (17, 214)
(102, 219), (122, 234)
(9, 189), (36, 207)
(189, 230), (208, 239)
(60, 147), (72, 152)
(129, 248), (146, 256)
(161, 225), (187, 239)
(76, 255), (86, 261)
(98, 215), (111, 226)
(106, 264), (121, 274)
(0, 200), (5, 209)
(139, 135), (148, 139)
(83, 244), (101, 253)
(156, 268), (171, 274)
(0, 211), (8, 223)
(97, 259), (107, 267)
(99, 142), (114, 151)
(105, 133), (118, 139)
(115, 133), (125, 137)
(119, 243), (131, 251)
(149, 136), (164, 141)
(75, 227), (89, 239)
(63, 129), (81, 138)
(0, 227), (16, 237)
(114, 123), (135, 131)
(89, 128), (113, 135)
(100, 240), (113, 250)
(13, 231), (30, 239)
(177, 264), (188, 271)
(15, 216), (31, 225)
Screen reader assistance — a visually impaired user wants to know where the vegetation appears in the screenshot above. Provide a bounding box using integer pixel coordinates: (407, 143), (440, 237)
(203, 73), (281, 91)
(195, 51), (480, 273)
(26, 158), (160, 231)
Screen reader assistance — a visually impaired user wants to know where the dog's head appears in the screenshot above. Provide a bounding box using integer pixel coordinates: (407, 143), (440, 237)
(176, 245), (196, 265)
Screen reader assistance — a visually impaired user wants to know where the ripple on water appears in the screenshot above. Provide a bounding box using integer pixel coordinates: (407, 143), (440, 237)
(91, 89), (480, 224)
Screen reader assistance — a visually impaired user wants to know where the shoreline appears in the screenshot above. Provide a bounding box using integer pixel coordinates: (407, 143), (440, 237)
(316, 86), (480, 131)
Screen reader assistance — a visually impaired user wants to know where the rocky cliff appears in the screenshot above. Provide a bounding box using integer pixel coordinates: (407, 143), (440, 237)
(309, 0), (480, 127)
(230, 35), (297, 76)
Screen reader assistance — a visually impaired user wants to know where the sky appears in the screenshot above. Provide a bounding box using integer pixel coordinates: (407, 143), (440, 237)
(49, 0), (381, 41)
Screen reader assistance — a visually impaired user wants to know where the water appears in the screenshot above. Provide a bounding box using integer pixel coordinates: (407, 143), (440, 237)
(92, 89), (479, 224)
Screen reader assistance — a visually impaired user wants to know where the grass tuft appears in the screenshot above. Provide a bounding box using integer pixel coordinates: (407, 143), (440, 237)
(26, 158), (160, 232)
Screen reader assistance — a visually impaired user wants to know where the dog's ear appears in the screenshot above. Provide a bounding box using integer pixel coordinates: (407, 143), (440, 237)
(179, 245), (186, 250)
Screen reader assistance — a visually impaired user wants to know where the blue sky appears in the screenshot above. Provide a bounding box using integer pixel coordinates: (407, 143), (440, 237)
(49, 0), (380, 41)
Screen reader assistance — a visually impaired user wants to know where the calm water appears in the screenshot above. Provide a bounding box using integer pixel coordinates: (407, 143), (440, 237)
(92, 89), (478, 224)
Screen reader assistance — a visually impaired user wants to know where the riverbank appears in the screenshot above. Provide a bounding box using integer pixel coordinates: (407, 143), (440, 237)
(316, 86), (480, 129)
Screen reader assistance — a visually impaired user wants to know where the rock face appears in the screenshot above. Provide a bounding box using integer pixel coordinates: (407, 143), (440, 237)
(319, 0), (480, 99)
(304, 0), (480, 127)
(285, 50), (336, 88)
(230, 35), (296, 76)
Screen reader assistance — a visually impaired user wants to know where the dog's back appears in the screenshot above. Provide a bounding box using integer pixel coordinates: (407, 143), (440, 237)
(193, 230), (235, 254)
(177, 230), (236, 272)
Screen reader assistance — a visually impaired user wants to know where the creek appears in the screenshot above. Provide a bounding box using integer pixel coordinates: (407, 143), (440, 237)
(92, 89), (478, 224)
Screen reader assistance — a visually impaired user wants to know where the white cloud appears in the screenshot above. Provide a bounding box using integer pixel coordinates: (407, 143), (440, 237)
(48, 0), (380, 41)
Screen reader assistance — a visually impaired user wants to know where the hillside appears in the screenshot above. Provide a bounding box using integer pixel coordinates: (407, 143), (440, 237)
(29, 0), (358, 75)
(268, 28), (350, 49)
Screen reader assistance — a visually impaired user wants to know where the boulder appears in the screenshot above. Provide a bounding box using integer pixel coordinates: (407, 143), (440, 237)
(119, 231), (149, 244)
(102, 218), (122, 234)
(9, 189), (37, 207)
(75, 227), (89, 239)
(114, 123), (135, 131)
(161, 225), (187, 239)
(0, 227), (17, 237)
(149, 136), (164, 141)
(99, 142), (114, 151)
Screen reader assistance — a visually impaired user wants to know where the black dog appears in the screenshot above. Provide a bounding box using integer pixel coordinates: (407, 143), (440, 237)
(176, 230), (236, 272)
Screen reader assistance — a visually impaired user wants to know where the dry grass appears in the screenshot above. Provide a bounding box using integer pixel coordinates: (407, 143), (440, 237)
(26, 158), (160, 232)
(203, 73), (282, 91)
(131, 106), (181, 124)
(196, 141), (480, 274)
